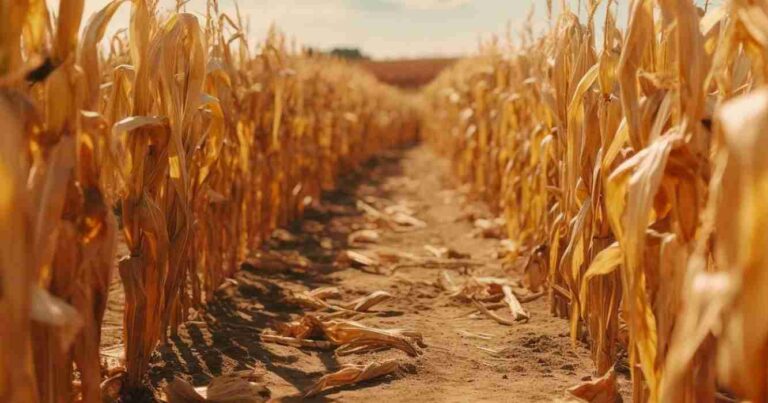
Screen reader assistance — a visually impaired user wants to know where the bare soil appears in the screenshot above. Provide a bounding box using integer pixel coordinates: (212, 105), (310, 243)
(102, 144), (630, 402)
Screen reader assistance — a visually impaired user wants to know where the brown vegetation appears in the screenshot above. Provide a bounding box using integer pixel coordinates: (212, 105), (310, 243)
(0, 0), (417, 401)
(3, 0), (768, 402)
(423, 0), (768, 401)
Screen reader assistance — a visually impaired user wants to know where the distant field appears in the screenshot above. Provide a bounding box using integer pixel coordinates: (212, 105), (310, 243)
(360, 58), (457, 89)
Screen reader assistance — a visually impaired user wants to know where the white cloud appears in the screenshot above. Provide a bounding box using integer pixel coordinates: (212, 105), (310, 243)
(385, 0), (471, 11)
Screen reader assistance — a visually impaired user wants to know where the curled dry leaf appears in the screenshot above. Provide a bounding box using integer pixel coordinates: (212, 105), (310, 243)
(272, 314), (324, 339)
(287, 287), (341, 310)
(338, 250), (380, 268)
(348, 229), (380, 244)
(441, 274), (517, 303)
(356, 199), (426, 230)
(304, 359), (403, 397)
(285, 287), (392, 314)
(439, 271), (530, 326)
(502, 285), (530, 322)
(376, 248), (420, 263)
(390, 211), (427, 228)
(356, 200), (387, 221)
(383, 204), (415, 216)
(267, 315), (423, 356)
(566, 368), (621, 403)
(321, 319), (424, 356)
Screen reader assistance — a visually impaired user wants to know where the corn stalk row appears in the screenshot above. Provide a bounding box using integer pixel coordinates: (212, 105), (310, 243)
(422, 1), (768, 401)
(0, 0), (419, 401)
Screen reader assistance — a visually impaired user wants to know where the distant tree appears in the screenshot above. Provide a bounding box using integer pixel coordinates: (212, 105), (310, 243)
(329, 47), (369, 60)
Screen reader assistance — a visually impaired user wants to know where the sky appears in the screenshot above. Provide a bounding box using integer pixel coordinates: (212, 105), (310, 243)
(74, 0), (716, 59)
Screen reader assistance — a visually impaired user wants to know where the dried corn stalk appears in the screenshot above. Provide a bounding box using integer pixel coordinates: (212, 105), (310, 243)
(423, 1), (768, 401)
(1, 0), (419, 399)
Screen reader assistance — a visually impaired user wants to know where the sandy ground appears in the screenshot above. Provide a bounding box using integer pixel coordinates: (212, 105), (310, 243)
(101, 144), (630, 402)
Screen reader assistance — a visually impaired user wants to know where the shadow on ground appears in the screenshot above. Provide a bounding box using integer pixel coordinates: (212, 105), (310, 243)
(145, 147), (410, 398)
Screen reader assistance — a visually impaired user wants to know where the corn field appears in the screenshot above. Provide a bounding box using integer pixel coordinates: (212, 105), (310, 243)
(423, 0), (768, 401)
(0, 0), (417, 401)
(1, 0), (768, 401)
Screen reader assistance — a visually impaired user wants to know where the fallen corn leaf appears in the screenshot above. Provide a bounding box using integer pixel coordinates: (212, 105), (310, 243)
(566, 368), (621, 403)
(287, 287), (341, 310)
(268, 315), (423, 356)
(502, 285), (530, 321)
(472, 300), (515, 326)
(304, 359), (403, 397)
(321, 319), (424, 356)
(348, 229), (380, 244)
(340, 290), (394, 312)
(338, 250), (380, 268)
(390, 211), (426, 228)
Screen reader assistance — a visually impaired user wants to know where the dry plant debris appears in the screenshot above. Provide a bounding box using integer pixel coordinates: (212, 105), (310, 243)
(422, 1), (768, 400)
(356, 199), (426, 231)
(264, 285), (421, 360)
(348, 229), (381, 245)
(266, 315), (423, 357)
(338, 250), (382, 269)
(164, 374), (271, 403)
(288, 287), (393, 313)
(0, 0), (418, 399)
(437, 271), (533, 326)
(286, 287), (342, 310)
(566, 368), (621, 403)
(304, 359), (403, 397)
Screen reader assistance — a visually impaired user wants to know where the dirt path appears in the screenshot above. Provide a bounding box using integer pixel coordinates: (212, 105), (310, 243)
(107, 144), (629, 402)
